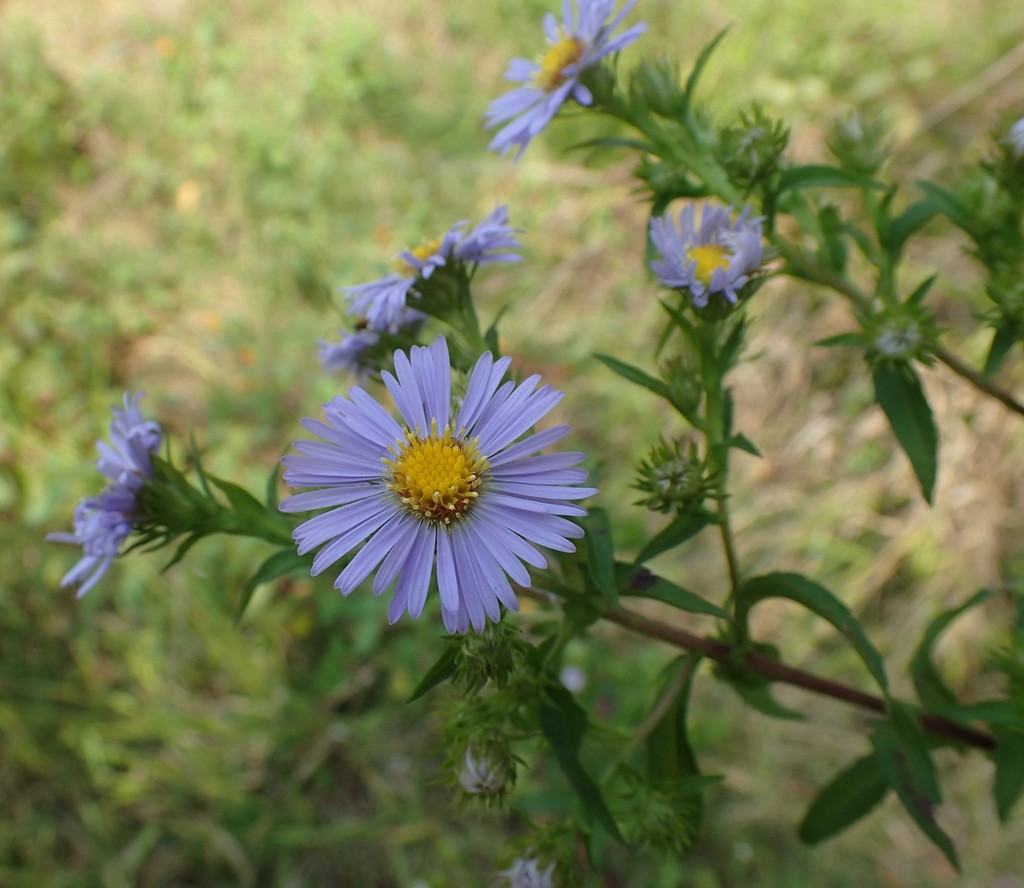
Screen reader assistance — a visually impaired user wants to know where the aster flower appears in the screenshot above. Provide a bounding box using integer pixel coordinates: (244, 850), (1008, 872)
(280, 336), (596, 634)
(48, 392), (162, 596)
(318, 328), (381, 378)
(650, 203), (764, 307)
(458, 746), (511, 796)
(500, 857), (556, 888)
(343, 207), (522, 331)
(1008, 116), (1024, 159)
(485, 0), (646, 158)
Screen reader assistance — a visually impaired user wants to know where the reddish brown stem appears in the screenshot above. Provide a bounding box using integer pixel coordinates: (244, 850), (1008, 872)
(933, 345), (1024, 419)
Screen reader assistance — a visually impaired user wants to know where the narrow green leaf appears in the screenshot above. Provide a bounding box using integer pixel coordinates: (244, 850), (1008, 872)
(616, 563), (731, 621)
(741, 572), (888, 694)
(539, 684), (623, 841)
(992, 730), (1024, 822)
(407, 643), (460, 702)
(983, 323), (1020, 379)
(634, 512), (711, 563)
(904, 273), (938, 307)
(208, 475), (266, 516)
(682, 28), (730, 120)
(235, 548), (309, 622)
(581, 508), (618, 609)
(935, 700), (1024, 730)
(727, 433), (762, 457)
(816, 332), (868, 349)
(799, 754), (889, 844)
(871, 716), (959, 870)
(872, 362), (938, 503)
(647, 658), (700, 784)
(910, 588), (994, 710)
(571, 136), (657, 153)
(884, 198), (938, 256)
(723, 679), (805, 721)
(917, 180), (976, 234)
(777, 164), (887, 194)
(595, 354), (670, 399)
(265, 461), (281, 509)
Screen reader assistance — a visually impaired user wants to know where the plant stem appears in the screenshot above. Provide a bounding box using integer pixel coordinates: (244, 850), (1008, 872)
(933, 345), (1024, 418)
(517, 587), (996, 751)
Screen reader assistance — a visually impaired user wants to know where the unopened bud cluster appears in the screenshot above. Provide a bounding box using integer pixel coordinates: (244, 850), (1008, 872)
(635, 438), (709, 514)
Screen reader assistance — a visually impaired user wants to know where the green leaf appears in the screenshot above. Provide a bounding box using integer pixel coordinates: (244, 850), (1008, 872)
(798, 754), (889, 844)
(407, 643), (460, 702)
(883, 198), (938, 256)
(723, 678), (805, 721)
(647, 658), (701, 784)
(539, 684), (623, 841)
(816, 332), (868, 349)
(935, 700), (1024, 730)
(595, 354), (670, 400)
(904, 273), (937, 307)
(235, 548), (309, 622)
(992, 730), (1024, 822)
(581, 508), (618, 609)
(741, 572), (888, 694)
(871, 712), (959, 870)
(682, 28), (729, 122)
(634, 512), (711, 563)
(777, 164), (887, 194)
(727, 433), (761, 457)
(910, 588), (995, 710)
(616, 563), (731, 621)
(208, 475), (266, 516)
(571, 135), (657, 153)
(917, 180), (976, 234)
(872, 362), (938, 503)
(983, 322), (1020, 379)
(264, 461), (281, 509)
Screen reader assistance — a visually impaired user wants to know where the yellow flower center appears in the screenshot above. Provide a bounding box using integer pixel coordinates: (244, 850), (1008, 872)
(687, 244), (731, 285)
(386, 422), (489, 524)
(393, 235), (444, 277)
(535, 35), (585, 91)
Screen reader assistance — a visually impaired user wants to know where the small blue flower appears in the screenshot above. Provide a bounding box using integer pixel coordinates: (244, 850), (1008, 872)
(280, 335), (597, 634)
(650, 203), (764, 307)
(343, 207), (522, 331)
(48, 392), (162, 596)
(318, 328), (382, 379)
(500, 857), (555, 888)
(485, 0), (646, 158)
(1008, 117), (1024, 159)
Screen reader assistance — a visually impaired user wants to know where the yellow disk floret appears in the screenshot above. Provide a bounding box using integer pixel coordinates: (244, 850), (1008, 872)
(393, 235), (445, 277)
(687, 244), (730, 285)
(386, 422), (489, 524)
(535, 35), (585, 91)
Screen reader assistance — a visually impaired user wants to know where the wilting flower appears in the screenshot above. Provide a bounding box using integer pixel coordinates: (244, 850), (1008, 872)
(1008, 117), (1024, 159)
(485, 0), (646, 158)
(458, 746), (512, 796)
(650, 203), (764, 307)
(280, 336), (596, 634)
(500, 857), (556, 888)
(318, 328), (381, 378)
(48, 393), (162, 596)
(344, 207), (522, 331)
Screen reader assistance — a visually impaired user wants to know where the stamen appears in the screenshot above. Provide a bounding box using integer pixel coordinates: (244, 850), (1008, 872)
(394, 236), (444, 277)
(687, 244), (731, 285)
(535, 35), (585, 91)
(386, 423), (489, 524)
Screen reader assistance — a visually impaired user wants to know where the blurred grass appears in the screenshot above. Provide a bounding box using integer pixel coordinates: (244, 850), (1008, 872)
(3, 0), (1024, 885)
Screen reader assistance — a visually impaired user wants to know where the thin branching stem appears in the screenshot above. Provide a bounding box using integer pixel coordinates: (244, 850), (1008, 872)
(933, 345), (1024, 418)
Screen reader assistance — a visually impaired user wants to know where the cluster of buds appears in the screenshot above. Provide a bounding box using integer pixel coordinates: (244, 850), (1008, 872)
(634, 438), (711, 514)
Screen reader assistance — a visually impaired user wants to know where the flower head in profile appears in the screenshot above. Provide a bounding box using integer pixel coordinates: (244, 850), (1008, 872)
(48, 393), (162, 596)
(650, 203), (764, 307)
(458, 746), (513, 797)
(485, 0), (646, 158)
(343, 207), (521, 331)
(500, 857), (556, 888)
(318, 328), (381, 379)
(280, 336), (596, 634)
(1008, 116), (1024, 159)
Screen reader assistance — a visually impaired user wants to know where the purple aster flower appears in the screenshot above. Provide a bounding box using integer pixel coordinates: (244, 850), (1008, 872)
(48, 392), (162, 596)
(650, 203), (765, 307)
(343, 208), (521, 331)
(485, 0), (646, 159)
(280, 335), (597, 634)
(500, 858), (555, 888)
(1008, 116), (1024, 159)
(453, 205), (523, 265)
(318, 328), (381, 379)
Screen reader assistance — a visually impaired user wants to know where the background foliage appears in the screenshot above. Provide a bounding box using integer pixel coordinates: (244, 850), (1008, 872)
(3, 0), (1024, 884)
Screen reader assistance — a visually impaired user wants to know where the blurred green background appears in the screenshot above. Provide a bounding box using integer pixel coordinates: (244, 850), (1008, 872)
(3, 0), (1024, 885)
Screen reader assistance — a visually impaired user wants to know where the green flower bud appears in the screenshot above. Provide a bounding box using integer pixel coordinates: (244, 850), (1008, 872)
(826, 113), (890, 176)
(635, 438), (709, 514)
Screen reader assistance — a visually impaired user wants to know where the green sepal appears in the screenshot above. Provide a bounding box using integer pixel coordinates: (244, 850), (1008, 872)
(872, 361), (938, 503)
(539, 683), (623, 842)
(741, 572), (889, 694)
(634, 512), (711, 563)
(798, 753), (889, 844)
(616, 563), (731, 621)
